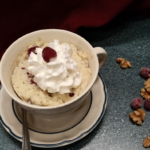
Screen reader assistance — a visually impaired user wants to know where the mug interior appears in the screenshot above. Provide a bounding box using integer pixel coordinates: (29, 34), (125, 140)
(0, 29), (99, 109)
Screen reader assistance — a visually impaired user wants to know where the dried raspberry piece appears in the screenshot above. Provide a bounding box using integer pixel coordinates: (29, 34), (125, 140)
(140, 67), (150, 79)
(42, 47), (57, 63)
(30, 79), (37, 85)
(27, 46), (38, 56)
(69, 93), (74, 97)
(130, 98), (143, 109)
(144, 99), (150, 110)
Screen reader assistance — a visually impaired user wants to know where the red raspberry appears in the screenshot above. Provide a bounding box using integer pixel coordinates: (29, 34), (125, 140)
(42, 47), (57, 63)
(130, 98), (143, 109)
(139, 67), (150, 79)
(144, 99), (150, 110)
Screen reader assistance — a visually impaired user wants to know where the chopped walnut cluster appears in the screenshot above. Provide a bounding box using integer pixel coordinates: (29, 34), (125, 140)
(116, 58), (131, 69)
(141, 78), (150, 99)
(129, 108), (146, 125)
(141, 88), (150, 99)
(144, 78), (150, 92)
(143, 136), (150, 148)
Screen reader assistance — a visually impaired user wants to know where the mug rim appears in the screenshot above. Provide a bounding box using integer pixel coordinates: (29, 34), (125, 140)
(0, 29), (99, 110)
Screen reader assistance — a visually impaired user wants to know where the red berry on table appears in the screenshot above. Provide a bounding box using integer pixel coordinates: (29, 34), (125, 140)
(130, 98), (143, 109)
(42, 47), (57, 63)
(139, 67), (150, 79)
(144, 99), (150, 111)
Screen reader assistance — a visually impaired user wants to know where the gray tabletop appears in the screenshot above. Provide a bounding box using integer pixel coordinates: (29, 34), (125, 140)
(1, 15), (150, 150)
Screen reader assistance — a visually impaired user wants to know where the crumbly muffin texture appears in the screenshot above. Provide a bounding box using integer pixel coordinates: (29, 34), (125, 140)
(12, 41), (92, 106)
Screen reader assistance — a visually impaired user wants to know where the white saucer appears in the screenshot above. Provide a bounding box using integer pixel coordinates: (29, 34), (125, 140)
(0, 73), (107, 148)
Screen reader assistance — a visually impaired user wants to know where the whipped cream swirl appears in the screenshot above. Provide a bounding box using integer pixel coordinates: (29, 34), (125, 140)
(27, 40), (82, 94)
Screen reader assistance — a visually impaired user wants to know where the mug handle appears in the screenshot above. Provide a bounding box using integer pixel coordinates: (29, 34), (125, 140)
(94, 47), (107, 69)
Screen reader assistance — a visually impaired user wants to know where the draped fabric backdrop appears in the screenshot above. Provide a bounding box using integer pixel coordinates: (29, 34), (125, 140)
(0, 0), (150, 59)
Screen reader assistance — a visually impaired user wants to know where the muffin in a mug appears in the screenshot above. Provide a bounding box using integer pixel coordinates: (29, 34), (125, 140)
(12, 39), (92, 106)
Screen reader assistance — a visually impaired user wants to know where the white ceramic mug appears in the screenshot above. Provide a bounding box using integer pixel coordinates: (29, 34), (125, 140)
(0, 29), (107, 116)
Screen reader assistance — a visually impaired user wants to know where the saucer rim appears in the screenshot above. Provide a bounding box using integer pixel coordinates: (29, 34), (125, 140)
(0, 73), (107, 148)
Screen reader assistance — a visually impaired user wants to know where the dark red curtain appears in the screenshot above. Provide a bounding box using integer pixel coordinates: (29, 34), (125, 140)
(0, 0), (150, 59)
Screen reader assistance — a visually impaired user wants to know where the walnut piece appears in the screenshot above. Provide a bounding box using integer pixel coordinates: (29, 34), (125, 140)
(143, 136), (150, 148)
(141, 88), (150, 99)
(129, 108), (146, 125)
(35, 41), (44, 47)
(116, 57), (131, 68)
(116, 58), (125, 63)
(144, 78), (150, 93)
